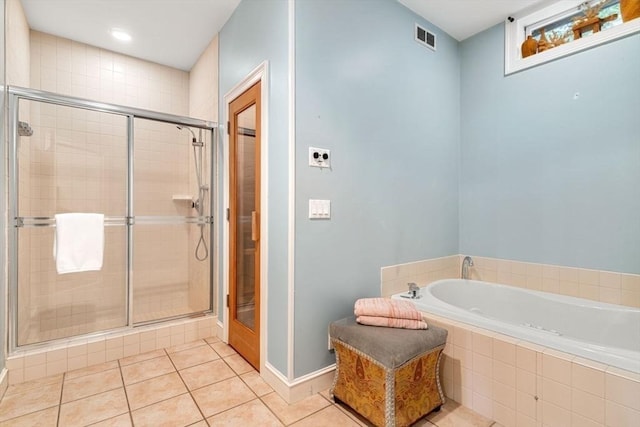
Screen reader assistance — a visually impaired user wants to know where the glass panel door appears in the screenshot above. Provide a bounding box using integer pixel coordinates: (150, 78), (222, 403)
(132, 118), (211, 324)
(15, 99), (128, 346)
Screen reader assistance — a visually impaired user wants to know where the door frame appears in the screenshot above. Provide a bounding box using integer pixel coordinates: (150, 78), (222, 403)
(222, 61), (269, 372)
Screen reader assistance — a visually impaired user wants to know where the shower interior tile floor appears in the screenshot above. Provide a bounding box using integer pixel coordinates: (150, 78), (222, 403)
(0, 336), (499, 427)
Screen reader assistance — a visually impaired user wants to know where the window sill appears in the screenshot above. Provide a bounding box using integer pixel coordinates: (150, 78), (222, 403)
(505, 14), (640, 75)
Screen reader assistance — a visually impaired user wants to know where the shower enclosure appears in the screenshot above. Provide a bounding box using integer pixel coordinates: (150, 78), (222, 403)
(7, 86), (216, 351)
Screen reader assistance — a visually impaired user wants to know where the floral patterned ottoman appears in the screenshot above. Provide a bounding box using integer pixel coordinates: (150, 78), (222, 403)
(329, 317), (447, 427)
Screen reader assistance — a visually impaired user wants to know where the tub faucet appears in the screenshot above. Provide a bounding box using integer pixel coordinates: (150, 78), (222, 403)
(408, 282), (420, 299)
(461, 256), (474, 280)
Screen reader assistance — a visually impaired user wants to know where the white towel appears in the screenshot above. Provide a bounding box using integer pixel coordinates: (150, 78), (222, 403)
(54, 213), (105, 274)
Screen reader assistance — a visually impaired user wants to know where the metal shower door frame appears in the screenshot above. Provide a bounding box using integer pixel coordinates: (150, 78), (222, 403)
(7, 86), (217, 354)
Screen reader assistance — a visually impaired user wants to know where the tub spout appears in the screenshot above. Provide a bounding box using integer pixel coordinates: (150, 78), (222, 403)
(408, 282), (420, 299)
(461, 256), (474, 279)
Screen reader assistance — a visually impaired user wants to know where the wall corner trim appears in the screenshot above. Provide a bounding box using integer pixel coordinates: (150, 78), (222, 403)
(262, 362), (335, 404)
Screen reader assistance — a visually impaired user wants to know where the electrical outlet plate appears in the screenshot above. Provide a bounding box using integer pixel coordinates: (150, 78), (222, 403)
(308, 147), (330, 168)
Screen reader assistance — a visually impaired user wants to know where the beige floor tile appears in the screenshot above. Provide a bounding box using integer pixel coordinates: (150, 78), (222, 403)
(207, 398), (283, 426)
(210, 341), (237, 357)
(0, 406), (58, 427)
(66, 361), (119, 380)
(4, 374), (63, 397)
(169, 345), (220, 370)
(90, 413), (133, 427)
(426, 401), (493, 427)
(205, 336), (221, 345)
(119, 349), (166, 367)
(59, 387), (129, 426)
(0, 381), (61, 422)
(166, 339), (207, 354)
(191, 376), (256, 418)
(62, 368), (123, 403)
(224, 353), (254, 375)
(333, 401), (375, 426)
(187, 422), (209, 427)
(291, 405), (362, 426)
(180, 359), (236, 391)
(120, 355), (175, 385)
(126, 372), (187, 410)
(240, 371), (274, 396)
(262, 392), (331, 425)
(131, 393), (203, 427)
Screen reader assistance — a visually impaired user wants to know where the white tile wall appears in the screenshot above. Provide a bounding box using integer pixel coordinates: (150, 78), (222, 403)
(6, 315), (217, 385)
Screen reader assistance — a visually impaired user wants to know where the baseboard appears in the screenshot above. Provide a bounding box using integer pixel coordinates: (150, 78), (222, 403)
(0, 368), (8, 401)
(216, 320), (224, 339)
(262, 362), (336, 404)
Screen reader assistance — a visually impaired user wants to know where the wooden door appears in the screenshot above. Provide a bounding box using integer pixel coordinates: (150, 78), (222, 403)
(228, 81), (261, 370)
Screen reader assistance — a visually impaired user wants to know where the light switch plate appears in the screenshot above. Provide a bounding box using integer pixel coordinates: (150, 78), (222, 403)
(309, 199), (331, 219)
(309, 147), (331, 168)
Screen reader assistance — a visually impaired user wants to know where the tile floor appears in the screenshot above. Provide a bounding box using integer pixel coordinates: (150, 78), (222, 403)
(0, 336), (498, 427)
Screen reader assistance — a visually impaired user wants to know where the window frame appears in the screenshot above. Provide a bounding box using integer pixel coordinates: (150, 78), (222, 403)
(505, 0), (640, 75)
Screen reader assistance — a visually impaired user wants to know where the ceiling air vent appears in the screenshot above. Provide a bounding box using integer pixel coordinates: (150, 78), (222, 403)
(415, 23), (436, 51)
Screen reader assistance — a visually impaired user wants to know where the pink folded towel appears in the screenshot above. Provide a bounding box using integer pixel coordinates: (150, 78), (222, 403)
(354, 298), (422, 321)
(356, 315), (428, 330)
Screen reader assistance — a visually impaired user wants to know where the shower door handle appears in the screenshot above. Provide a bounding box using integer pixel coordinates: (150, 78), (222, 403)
(251, 211), (259, 242)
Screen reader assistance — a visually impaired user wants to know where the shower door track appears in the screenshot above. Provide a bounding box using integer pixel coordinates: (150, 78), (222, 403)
(7, 86), (218, 355)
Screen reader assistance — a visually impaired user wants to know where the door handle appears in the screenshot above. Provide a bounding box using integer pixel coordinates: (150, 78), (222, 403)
(251, 211), (259, 242)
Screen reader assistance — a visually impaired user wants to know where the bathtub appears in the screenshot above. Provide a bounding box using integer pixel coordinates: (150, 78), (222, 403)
(392, 279), (640, 374)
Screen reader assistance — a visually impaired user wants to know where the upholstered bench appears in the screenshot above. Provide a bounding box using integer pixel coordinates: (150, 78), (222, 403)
(329, 317), (447, 427)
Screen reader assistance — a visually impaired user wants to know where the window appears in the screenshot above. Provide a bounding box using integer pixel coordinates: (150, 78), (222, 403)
(505, 0), (640, 75)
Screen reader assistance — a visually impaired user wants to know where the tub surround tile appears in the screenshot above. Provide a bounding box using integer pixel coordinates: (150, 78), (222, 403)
(605, 370), (640, 411)
(542, 377), (571, 410)
(542, 400), (571, 427)
(542, 351), (573, 385)
(605, 400), (640, 427)
(572, 388), (605, 424)
(572, 361), (605, 398)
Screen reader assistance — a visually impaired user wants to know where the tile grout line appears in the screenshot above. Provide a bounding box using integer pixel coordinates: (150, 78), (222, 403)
(57, 372), (66, 427)
(165, 344), (210, 425)
(117, 357), (136, 427)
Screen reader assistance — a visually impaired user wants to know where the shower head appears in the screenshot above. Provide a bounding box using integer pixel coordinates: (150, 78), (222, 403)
(176, 125), (196, 143)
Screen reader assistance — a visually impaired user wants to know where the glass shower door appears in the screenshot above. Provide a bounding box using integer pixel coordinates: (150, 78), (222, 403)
(13, 98), (129, 346)
(131, 118), (211, 324)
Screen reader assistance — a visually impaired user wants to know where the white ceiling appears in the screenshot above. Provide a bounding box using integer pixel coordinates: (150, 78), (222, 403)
(20, 0), (241, 71)
(398, 0), (548, 41)
(20, 0), (548, 72)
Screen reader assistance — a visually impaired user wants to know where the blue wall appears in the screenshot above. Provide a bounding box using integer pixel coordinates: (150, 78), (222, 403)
(294, 0), (460, 376)
(218, 0), (290, 373)
(460, 25), (640, 274)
